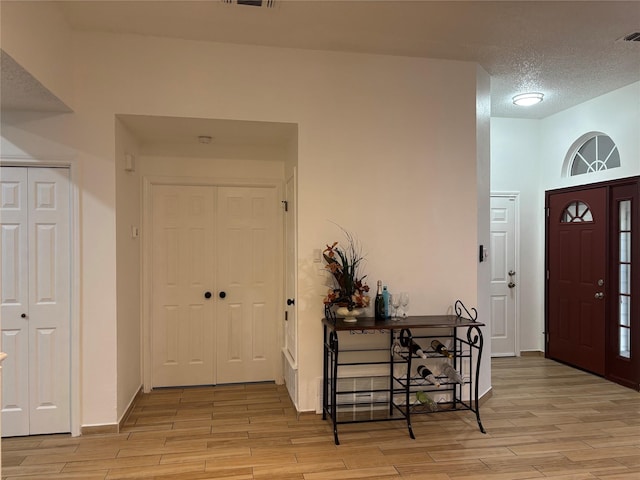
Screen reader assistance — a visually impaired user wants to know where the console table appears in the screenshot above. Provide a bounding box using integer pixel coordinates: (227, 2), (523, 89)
(322, 300), (486, 445)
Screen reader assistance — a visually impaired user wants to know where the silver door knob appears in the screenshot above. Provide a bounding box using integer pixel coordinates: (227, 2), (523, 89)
(594, 292), (604, 300)
(508, 282), (516, 289)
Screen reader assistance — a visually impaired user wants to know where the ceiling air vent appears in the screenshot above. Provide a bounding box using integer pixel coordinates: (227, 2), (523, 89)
(622, 32), (640, 42)
(222, 0), (276, 8)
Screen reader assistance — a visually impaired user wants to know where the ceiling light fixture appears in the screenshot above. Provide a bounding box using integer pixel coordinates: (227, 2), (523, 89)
(512, 92), (544, 107)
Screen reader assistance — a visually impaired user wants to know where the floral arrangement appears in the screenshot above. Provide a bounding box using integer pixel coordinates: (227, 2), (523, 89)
(323, 229), (370, 310)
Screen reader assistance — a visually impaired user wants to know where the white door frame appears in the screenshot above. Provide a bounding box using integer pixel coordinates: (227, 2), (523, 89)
(141, 175), (284, 392)
(0, 157), (81, 437)
(490, 191), (520, 357)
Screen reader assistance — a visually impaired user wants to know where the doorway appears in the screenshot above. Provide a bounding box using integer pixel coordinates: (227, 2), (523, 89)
(546, 177), (639, 389)
(489, 194), (519, 357)
(146, 181), (281, 388)
(1, 166), (71, 436)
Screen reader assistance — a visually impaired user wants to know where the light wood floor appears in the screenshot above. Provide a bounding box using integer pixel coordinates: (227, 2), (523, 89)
(2, 357), (640, 479)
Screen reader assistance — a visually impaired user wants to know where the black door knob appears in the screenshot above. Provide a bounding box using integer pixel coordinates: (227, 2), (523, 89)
(287, 298), (295, 306)
(204, 291), (212, 299)
(21, 313), (27, 318)
(219, 291), (226, 299)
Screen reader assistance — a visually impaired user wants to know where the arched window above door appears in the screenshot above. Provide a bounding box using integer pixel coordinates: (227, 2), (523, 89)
(569, 134), (620, 176)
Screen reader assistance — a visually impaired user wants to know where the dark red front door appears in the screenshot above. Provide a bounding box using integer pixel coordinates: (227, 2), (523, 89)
(547, 187), (607, 375)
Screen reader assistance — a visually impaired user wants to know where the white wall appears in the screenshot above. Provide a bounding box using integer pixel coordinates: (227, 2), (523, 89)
(540, 82), (640, 190)
(491, 81), (640, 354)
(3, 23), (487, 426)
(115, 119), (142, 422)
(491, 117), (544, 352)
(78, 32), (485, 414)
(476, 65), (492, 392)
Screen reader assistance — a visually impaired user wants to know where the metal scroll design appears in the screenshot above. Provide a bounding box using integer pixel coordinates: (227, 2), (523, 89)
(455, 299), (478, 321)
(324, 303), (337, 323)
(467, 323), (486, 433)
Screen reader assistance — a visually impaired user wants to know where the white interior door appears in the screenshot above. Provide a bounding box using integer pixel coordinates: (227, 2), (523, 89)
(216, 186), (278, 384)
(150, 183), (279, 387)
(151, 185), (216, 387)
(1, 166), (70, 436)
(490, 195), (518, 357)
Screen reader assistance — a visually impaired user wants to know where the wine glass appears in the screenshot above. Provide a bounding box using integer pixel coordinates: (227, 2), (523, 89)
(390, 294), (401, 319)
(400, 292), (410, 317)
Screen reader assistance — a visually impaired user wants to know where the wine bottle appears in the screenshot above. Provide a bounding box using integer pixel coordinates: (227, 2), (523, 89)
(415, 391), (438, 411)
(441, 362), (464, 385)
(407, 339), (427, 359)
(374, 280), (385, 321)
(416, 365), (440, 387)
(382, 285), (390, 318)
(431, 339), (453, 358)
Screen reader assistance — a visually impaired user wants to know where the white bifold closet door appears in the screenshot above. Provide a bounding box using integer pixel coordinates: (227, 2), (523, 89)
(1, 166), (71, 437)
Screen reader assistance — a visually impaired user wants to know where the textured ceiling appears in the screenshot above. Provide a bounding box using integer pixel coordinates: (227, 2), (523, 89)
(1, 51), (72, 113)
(55, 0), (640, 119)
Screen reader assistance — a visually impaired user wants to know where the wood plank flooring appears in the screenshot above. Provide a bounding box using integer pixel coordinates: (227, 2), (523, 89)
(3, 357), (640, 479)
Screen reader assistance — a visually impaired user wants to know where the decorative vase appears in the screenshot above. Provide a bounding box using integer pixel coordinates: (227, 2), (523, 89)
(336, 306), (364, 323)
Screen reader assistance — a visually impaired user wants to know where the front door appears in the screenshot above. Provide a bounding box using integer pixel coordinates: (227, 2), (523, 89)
(150, 183), (278, 387)
(1, 166), (71, 436)
(547, 187), (607, 375)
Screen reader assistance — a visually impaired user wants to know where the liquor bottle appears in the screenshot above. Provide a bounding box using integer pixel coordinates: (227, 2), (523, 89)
(441, 362), (464, 385)
(382, 285), (390, 318)
(417, 365), (440, 387)
(415, 391), (438, 411)
(431, 339), (453, 358)
(407, 339), (427, 359)
(374, 280), (385, 321)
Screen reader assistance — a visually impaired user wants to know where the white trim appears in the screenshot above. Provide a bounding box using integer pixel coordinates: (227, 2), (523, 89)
(490, 192), (520, 357)
(0, 157), (81, 436)
(141, 174), (284, 393)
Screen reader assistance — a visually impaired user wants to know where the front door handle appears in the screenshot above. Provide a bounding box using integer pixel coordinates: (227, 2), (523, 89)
(595, 292), (604, 300)
(508, 282), (516, 289)
(287, 298), (295, 306)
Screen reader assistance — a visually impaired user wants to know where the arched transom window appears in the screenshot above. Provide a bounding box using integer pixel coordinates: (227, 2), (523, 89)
(570, 134), (620, 176)
(561, 201), (593, 223)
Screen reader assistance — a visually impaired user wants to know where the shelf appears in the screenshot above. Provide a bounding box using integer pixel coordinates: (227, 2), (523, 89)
(322, 314), (484, 331)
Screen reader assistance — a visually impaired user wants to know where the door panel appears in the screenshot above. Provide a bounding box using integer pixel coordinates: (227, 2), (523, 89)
(28, 167), (70, 434)
(1, 167), (29, 435)
(216, 186), (277, 384)
(547, 187), (607, 375)
(151, 185), (215, 387)
(490, 196), (517, 356)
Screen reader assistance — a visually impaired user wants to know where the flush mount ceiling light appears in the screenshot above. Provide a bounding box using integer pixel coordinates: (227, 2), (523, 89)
(512, 92), (544, 106)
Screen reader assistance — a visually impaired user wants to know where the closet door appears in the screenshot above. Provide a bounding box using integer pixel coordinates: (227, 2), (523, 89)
(1, 167), (71, 436)
(149, 183), (279, 387)
(1, 167), (29, 435)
